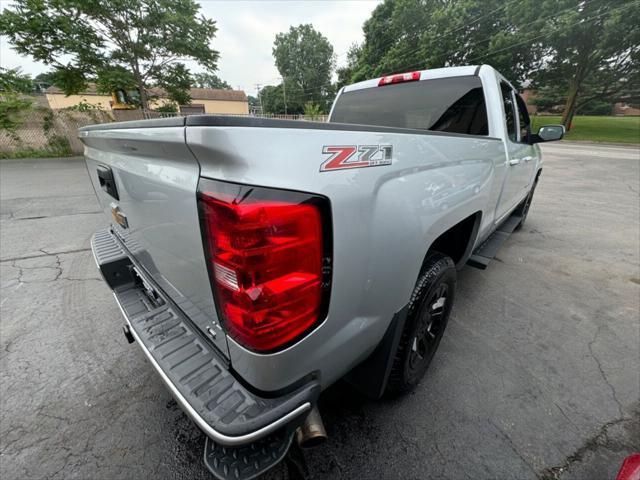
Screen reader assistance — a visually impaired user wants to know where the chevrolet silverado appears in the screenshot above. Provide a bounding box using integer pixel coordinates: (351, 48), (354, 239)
(80, 65), (564, 479)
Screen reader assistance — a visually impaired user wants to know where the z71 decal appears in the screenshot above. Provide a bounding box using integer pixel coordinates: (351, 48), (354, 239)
(320, 145), (393, 172)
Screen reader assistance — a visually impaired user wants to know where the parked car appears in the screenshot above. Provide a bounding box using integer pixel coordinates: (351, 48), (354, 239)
(80, 64), (564, 480)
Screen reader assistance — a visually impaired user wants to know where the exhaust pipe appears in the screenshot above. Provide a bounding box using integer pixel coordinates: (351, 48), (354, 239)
(296, 406), (327, 448)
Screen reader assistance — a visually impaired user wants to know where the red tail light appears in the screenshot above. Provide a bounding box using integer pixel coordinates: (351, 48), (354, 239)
(378, 71), (421, 86)
(198, 179), (332, 353)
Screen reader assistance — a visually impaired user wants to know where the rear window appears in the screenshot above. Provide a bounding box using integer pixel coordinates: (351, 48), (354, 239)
(331, 76), (488, 136)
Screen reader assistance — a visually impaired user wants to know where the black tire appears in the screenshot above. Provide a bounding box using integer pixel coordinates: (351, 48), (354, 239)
(515, 177), (539, 231)
(387, 252), (456, 394)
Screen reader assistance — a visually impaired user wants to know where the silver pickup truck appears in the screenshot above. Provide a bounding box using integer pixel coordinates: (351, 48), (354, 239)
(81, 65), (564, 479)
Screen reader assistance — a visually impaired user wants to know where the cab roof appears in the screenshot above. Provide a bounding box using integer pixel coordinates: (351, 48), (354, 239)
(342, 65), (485, 93)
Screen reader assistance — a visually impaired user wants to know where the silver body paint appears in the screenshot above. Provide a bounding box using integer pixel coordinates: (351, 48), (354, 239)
(82, 65), (541, 392)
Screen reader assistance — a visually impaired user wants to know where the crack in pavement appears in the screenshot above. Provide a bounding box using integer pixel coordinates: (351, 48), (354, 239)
(486, 418), (540, 479)
(553, 402), (580, 433)
(588, 325), (625, 417)
(1, 250), (101, 311)
(9, 254), (62, 285)
(1, 247), (92, 263)
(539, 414), (636, 480)
(7, 255), (101, 284)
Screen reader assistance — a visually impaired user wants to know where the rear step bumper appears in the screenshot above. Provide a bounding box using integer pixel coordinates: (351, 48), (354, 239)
(91, 229), (320, 448)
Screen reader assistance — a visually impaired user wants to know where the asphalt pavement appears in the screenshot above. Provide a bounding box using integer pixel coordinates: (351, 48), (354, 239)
(1, 142), (639, 480)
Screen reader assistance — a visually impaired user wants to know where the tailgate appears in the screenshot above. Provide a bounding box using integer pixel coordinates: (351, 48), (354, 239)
(80, 123), (229, 357)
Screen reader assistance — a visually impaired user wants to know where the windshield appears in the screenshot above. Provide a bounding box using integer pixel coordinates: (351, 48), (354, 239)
(331, 76), (488, 136)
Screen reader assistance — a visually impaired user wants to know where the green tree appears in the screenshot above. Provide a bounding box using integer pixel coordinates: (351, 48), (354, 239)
(259, 80), (305, 115)
(33, 70), (57, 91)
(303, 102), (322, 120)
(34, 71), (57, 85)
(273, 24), (335, 110)
(0, 67), (34, 94)
(342, 0), (544, 88)
(259, 85), (283, 114)
(529, 88), (565, 113)
(336, 43), (363, 89)
(528, 0), (640, 128)
(155, 102), (178, 113)
(95, 66), (138, 96)
(341, 0), (639, 129)
(156, 63), (192, 105)
(192, 72), (232, 90)
(0, 0), (219, 109)
(247, 95), (261, 112)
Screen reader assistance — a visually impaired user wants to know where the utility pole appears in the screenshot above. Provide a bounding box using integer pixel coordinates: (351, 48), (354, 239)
(254, 83), (263, 115)
(280, 77), (288, 115)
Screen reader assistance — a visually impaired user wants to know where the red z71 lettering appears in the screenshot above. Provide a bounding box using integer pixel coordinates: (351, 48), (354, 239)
(321, 144), (393, 172)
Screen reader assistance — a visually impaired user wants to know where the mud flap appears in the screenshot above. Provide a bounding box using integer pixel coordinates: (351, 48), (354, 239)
(344, 306), (409, 398)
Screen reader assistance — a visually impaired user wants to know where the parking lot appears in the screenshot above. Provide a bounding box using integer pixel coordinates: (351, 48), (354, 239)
(1, 142), (638, 480)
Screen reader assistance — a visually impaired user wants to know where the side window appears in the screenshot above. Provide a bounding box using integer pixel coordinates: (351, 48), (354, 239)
(515, 94), (531, 143)
(428, 85), (488, 136)
(500, 82), (517, 142)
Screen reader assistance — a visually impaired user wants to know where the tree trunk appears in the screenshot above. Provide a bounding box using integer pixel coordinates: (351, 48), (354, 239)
(561, 46), (591, 131)
(561, 80), (579, 130)
(132, 63), (148, 110)
(138, 84), (149, 111)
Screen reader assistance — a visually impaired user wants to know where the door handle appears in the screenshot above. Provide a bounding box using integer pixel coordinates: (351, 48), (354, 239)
(509, 158), (521, 166)
(522, 156), (533, 163)
(97, 164), (119, 200)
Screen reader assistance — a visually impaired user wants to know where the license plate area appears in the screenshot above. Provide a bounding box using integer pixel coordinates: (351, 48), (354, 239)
(131, 266), (164, 309)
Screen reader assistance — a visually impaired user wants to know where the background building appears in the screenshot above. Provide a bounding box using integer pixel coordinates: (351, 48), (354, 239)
(45, 84), (249, 114)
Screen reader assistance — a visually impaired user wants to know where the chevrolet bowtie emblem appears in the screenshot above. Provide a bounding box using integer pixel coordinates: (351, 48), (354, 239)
(110, 203), (129, 229)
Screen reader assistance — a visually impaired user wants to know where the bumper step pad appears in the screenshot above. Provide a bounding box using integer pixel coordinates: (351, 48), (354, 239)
(204, 428), (294, 480)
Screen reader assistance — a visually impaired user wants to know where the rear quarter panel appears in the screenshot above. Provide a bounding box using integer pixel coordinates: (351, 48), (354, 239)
(187, 126), (505, 391)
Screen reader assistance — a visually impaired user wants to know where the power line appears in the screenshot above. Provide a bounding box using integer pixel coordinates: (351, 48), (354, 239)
(262, 0), (636, 100)
(332, 0), (634, 88)
(465, 1), (638, 64)
(444, 0), (638, 66)
(266, 0), (591, 98)
(371, 0), (599, 74)
(257, 0), (525, 84)
(329, 0), (528, 69)
(331, 0), (523, 64)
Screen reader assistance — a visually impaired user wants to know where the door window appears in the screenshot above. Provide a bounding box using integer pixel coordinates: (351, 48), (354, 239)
(500, 82), (517, 142)
(515, 94), (531, 143)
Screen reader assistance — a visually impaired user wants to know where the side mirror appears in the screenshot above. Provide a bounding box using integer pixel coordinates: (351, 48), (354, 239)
(532, 124), (565, 143)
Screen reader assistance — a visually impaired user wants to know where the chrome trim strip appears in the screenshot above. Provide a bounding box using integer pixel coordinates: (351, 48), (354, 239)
(112, 292), (310, 446)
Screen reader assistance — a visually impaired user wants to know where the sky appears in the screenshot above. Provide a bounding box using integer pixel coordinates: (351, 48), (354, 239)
(0, 0), (382, 96)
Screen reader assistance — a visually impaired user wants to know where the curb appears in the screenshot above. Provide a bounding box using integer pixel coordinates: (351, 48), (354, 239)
(555, 140), (640, 149)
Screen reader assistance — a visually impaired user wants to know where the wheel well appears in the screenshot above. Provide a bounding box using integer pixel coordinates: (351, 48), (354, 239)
(427, 212), (481, 267)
